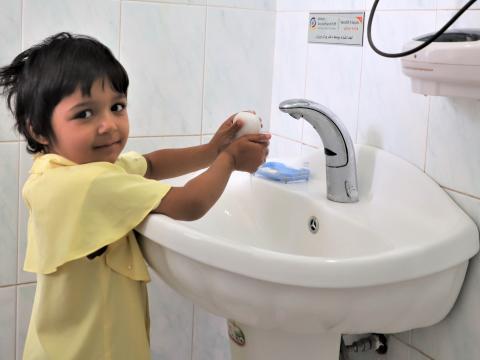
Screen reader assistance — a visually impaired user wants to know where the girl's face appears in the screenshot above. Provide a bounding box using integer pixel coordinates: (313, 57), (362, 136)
(46, 78), (129, 164)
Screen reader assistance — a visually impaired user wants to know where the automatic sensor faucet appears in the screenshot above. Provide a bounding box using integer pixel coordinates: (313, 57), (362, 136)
(279, 99), (359, 203)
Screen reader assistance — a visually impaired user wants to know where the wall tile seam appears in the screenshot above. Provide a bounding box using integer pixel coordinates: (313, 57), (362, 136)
(442, 186), (480, 201)
(196, 132), (219, 136)
(372, 8), (436, 12)
(354, 24), (366, 144)
(121, 0), (277, 12)
(199, 5), (208, 139)
(128, 134), (203, 138)
(422, 7), (438, 173)
(20, 0), (24, 51)
(0, 283), (18, 288)
(276, 9), (451, 13)
(120, 0), (206, 8)
(16, 282), (36, 288)
(276, 10), (366, 13)
(275, 10), (310, 13)
(266, 12), (277, 129)
(391, 334), (435, 360)
(118, 0), (123, 58)
(437, 6), (480, 10)
(423, 97), (432, 172)
(20, 0), (26, 51)
(368, 8), (480, 13)
(14, 284), (17, 360)
(206, 5), (276, 13)
(15, 2), (24, 356)
(301, 143), (317, 151)
(272, 132), (319, 148)
(15, 139), (20, 287)
(436, 8), (480, 14)
(0, 281), (35, 289)
(189, 304), (195, 360)
(300, 20), (310, 145)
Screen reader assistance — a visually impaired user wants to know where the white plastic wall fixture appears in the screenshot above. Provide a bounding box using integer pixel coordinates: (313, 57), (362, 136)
(401, 31), (480, 99)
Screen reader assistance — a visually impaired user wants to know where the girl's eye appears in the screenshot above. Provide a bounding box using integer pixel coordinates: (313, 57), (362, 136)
(111, 103), (126, 112)
(74, 110), (93, 119)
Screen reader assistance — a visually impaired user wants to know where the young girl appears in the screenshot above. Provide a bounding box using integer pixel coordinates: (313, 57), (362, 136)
(0, 32), (270, 360)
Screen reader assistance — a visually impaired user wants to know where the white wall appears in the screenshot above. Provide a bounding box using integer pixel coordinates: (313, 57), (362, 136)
(270, 1), (480, 360)
(2, 0), (480, 359)
(0, 0), (275, 359)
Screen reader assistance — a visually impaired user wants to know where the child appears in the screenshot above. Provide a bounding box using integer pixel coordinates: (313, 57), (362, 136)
(0, 32), (270, 360)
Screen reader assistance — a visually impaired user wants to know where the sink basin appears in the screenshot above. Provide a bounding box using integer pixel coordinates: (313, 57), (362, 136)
(136, 144), (479, 360)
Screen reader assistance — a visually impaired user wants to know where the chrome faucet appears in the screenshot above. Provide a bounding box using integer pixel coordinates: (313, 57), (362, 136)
(279, 99), (359, 203)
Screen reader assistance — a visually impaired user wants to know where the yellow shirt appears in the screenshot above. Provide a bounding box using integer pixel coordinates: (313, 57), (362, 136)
(22, 152), (171, 360)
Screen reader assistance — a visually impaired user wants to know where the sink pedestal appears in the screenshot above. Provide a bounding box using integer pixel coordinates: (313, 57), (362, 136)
(228, 321), (341, 360)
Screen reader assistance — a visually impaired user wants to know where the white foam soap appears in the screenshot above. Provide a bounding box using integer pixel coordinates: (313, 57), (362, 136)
(233, 111), (262, 138)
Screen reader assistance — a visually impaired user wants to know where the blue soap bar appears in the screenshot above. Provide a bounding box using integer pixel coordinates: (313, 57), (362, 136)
(255, 162), (310, 183)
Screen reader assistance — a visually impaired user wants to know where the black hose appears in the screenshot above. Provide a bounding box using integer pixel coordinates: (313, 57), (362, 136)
(367, 0), (478, 58)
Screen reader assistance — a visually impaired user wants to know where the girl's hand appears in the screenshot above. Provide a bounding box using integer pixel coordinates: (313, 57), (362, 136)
(208, 111), (259, 155)
(223, 133), (271, 173)
(208, 114), (241, 155)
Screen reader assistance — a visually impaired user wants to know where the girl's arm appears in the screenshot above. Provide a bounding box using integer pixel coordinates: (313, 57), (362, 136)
(143, 116), (242, 180)
(152, 133), (270, 221)
(143, 144), (218, 180)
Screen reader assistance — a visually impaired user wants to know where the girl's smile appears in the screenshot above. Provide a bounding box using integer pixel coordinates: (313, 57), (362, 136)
(45, 78), (129, 164)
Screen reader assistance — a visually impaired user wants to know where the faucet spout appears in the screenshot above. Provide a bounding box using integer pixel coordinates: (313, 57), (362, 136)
(279, 99), (359, 203)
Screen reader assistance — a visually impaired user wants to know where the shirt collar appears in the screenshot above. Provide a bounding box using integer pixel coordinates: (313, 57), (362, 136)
(30, 154), (77, 174)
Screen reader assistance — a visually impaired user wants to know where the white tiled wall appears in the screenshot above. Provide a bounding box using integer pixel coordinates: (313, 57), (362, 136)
(358, 9), (434, 169)
(202, 6), (275, 132)
(120, 2), (206, 136)
(0, 287), (16, 360)
(22, 0), (121, 52)
(0, 0), (20, 141)
(0, 0), (274, 359)
(2, 0), (480, 359)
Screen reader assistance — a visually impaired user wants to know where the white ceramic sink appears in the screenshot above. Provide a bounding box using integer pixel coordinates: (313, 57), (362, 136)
(136, 144), (479, 360)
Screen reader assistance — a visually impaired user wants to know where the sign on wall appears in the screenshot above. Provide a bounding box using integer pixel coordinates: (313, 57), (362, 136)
(308, 12), (365, 46)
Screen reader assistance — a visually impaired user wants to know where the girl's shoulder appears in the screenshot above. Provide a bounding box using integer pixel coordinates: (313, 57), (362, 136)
(29, 151), (147, 176)
(114, 151), (148, 176)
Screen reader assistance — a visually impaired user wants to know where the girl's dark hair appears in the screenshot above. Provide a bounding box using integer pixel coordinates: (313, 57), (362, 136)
(0, 32), (129, 154)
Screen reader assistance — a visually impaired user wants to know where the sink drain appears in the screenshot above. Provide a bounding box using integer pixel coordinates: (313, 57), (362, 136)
(308, 216), (319, 234)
